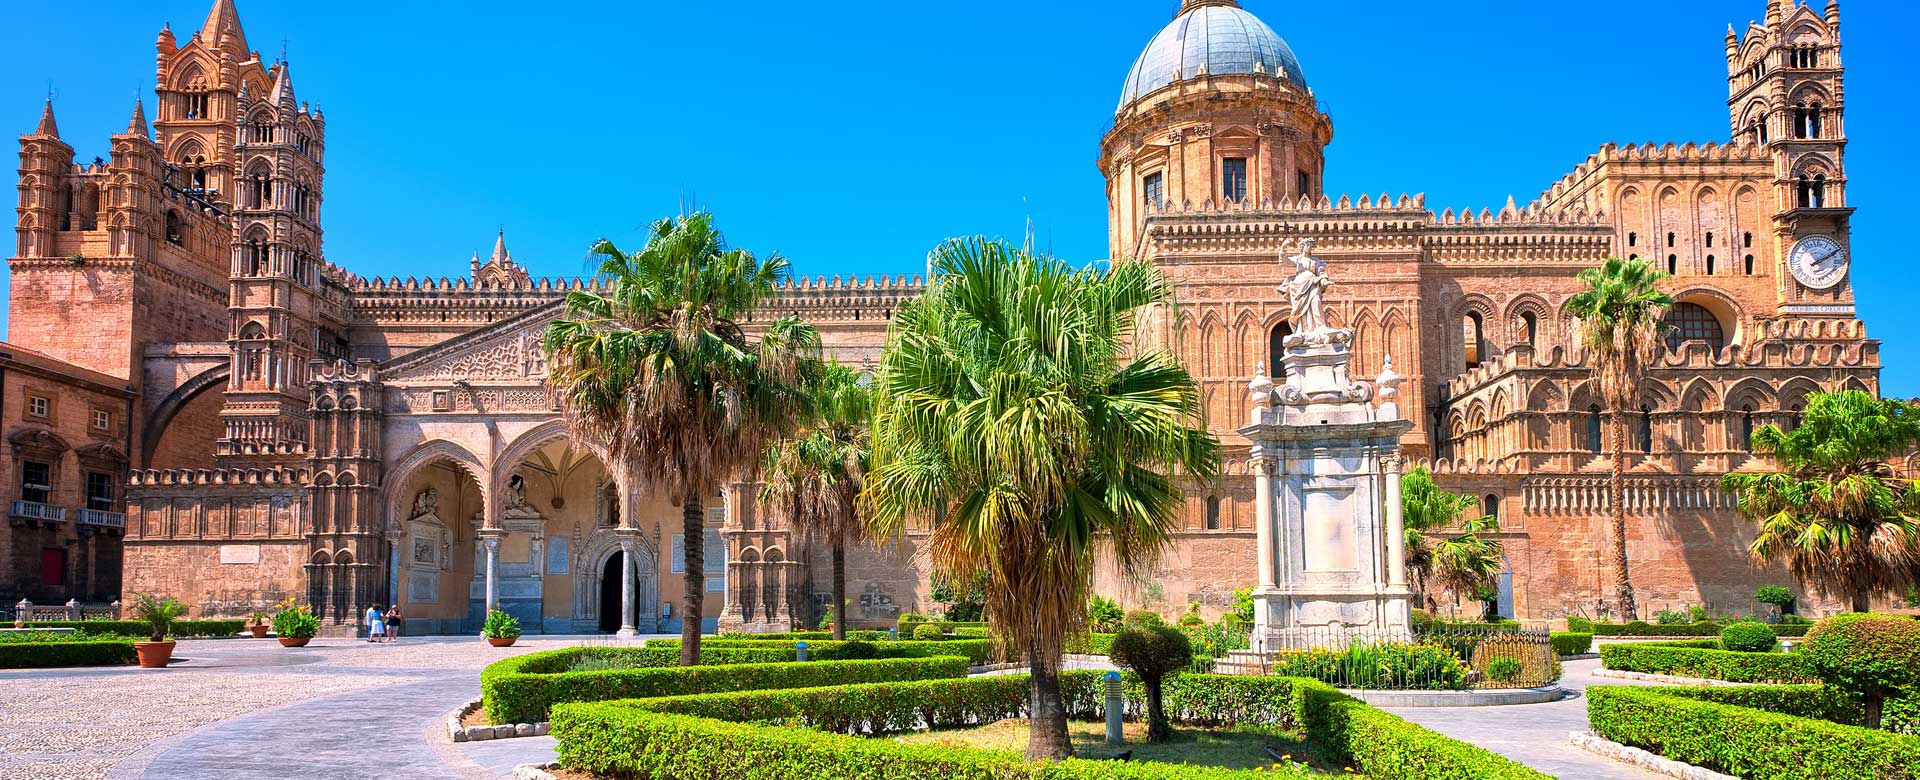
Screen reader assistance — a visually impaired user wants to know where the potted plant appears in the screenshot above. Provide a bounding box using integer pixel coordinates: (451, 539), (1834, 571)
(247, 610), (272, 638)
(130, 593), (187, 668)
(272, 600), (319, 647)
(482, 609), (521, 647)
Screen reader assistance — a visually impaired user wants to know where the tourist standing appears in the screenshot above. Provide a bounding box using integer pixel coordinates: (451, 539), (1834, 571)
(366, 603), (385, 643)
(386, 604), (404, 641)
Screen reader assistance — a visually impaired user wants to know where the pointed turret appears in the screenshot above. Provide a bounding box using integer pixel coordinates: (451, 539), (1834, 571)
(198, 0), (248, 53)
(124, 98), (149, 138)
(1725, 24), (1738, 58)
(269, 63), (296, 108)
(157, 22), (176, 51)
(490, 230), (510, 264)
(32, 100), (58, 138)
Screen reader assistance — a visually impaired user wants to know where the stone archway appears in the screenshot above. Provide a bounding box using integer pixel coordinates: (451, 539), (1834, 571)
(573, 527), (658, 633)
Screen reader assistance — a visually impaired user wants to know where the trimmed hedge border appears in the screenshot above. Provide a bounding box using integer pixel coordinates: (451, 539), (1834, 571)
(1550, 632), (1593, 657)
(1587, 684), (1920, 780)
(22, 619), (246, 638)
(0, 638), (138, 669)
(1590, 622), (1811, 638)
(644, 637), (994, 665)
(717, 630), (895, 642)
(551, 671), (1551, 780)
(481, 650), (969, 725)
(1599, 642), (1814, 683)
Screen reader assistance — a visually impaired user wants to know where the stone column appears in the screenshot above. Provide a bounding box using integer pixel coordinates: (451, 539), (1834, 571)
(1253, 448), (1276, 591)
(1383, 454), (1407, 589)
(614, 531), (640, 637)
(479, 530), (502, 620)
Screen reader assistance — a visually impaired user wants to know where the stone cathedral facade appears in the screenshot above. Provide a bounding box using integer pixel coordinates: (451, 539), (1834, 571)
(4, 0), (1874, 633)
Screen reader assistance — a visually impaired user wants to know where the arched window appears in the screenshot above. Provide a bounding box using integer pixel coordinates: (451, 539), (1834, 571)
(1667, 232), (1676, 248)
(1268, 322), (1292, 379)
(1586, 405), (1604, 454)
(1810, 102), (1823, 138)
(1463, 312), (1486, 368)
(1739, 405), (1755, 450)
(1706, 232), (1714, 248)
(1811, 175), (1826, 208)
(1629, 253), (1638, 262)
(1744, 254), (1755, 275)
(1667, 254), (1678, 275)
(1793, 102), (1810, 139)
(1627, 232), (1638, 247)
(1663, 302), (1727, 353)
(164, 210), (185, 246)
(1743, 232), (1753, 248)
(1638, 405), (1654, 453)
(1205, 494), (1221, 530)
(1706, 255), (1716, 275)
(1519, 311), (1539, 351)
(1483, 494), (1499, 522)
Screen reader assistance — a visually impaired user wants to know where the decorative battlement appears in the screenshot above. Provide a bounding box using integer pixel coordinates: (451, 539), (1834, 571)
(1537, 141), (1772, 207)
(127, 465), (310, 487)
(1146, 191), (1428, 217)
(310, 358), (380, 384)
(1439, 329), (1877, 402)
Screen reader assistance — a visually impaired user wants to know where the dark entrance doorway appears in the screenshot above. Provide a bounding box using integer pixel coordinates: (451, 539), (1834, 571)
(599, 552), (625, 633)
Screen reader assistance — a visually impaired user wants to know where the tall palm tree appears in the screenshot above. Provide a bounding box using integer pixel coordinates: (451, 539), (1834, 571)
(760, 363), (872, 641)
(865, 237), (1219, 761)
(545, 212), (817, 664)
(1722, 390), (1920, 612)
(1400, 466), (1503, 616)
(1564, 256), (1672, 621)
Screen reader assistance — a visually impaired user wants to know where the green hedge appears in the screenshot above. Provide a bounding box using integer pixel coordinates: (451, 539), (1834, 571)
(1591, 621), (1811, 638)
(1588, 684), (1920, 780)
(1550, 632), (1593, 656)
(481, 651), (969, 725)
(550, 671), (1550, 780)
(643, 637), (995, 665)
(22, 619), (246, 638)
(715, 630), (895, 642)
(0, 638), (137, 668)
(1599, 642), (1815, 683)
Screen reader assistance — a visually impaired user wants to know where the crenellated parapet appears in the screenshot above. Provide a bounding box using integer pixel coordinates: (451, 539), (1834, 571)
(1536, 141), (1774, 210)
(764, 273), (925, 322)
(128, 464), (310, 487)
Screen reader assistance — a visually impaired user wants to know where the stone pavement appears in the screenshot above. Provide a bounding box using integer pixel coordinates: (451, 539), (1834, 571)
(1381, 658), (1665, 780)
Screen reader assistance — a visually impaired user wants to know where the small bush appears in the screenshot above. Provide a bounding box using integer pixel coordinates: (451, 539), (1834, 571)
(1485, 656), (1523, 683)
(911, 623), (943, 641)
(1087, 595), (1123, 633)
(0, 638), (137, 668)
(273, 603), (320, 639)
(1655, 609), (1691, 625)
(1755, 585), (1796, 609)
(1804, 612), (1920, 729)
(1689, 605), (1711, 623)
(1565, 615), (1595, 632)
(1550, 632), (1594, 656)
(1124, 608), (1164, 628)
(1410, 608), (1434, 631)
(482, 609), (522, 640)
(1720, 620), (1778, 653)
(1108, 624), (1192, 741)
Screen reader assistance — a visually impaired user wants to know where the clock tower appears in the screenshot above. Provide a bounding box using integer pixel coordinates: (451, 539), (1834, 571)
(1727, 0), (1853, 318)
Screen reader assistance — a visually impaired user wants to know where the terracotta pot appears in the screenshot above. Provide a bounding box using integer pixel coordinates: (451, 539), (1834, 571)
(278, 636), (311, 647)
(487, 636), (517, 647)
(249, 624), (270, 638)
(134, 640), (176, 668)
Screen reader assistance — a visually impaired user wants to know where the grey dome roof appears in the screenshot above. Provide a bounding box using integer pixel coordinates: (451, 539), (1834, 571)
(1118, 1), (1308, 112)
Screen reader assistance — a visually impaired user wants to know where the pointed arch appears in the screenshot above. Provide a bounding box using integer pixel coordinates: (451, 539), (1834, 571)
(1679, 378), (1721, 412)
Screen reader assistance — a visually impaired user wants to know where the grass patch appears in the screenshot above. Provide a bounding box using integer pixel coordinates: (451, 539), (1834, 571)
(890, 718), (1345, 774)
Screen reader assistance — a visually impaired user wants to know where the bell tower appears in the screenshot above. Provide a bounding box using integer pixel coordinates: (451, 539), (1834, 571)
(1726, 0), (1853, 318)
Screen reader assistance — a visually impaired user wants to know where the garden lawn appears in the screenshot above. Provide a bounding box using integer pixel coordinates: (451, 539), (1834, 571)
(893, 718), (1344, 774)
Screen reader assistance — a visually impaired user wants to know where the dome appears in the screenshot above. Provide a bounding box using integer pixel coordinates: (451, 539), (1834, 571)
(1118, 0), (1308, 112)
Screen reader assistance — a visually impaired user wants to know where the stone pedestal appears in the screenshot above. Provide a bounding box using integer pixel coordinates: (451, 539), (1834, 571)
(469, 505), (547, 633)
(1240, 328), (1414, 653)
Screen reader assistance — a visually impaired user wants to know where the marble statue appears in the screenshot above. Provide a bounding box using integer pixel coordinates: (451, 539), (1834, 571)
(505, 474), (532, 511)
(411, 487), (438, 519)
(1281, 238), (1332, 334)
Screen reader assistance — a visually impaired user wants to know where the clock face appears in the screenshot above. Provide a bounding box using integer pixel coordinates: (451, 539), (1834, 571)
(1788, 236), (1848, 290)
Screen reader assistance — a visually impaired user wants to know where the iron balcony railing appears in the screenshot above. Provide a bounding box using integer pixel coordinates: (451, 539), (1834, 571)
(75, 508), (127, 528)
(10, 500), (66, 522)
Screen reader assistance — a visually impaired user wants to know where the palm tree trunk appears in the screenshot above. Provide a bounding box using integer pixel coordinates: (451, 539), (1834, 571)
(680, 493), (704, 667)
(1609, 414), (1636, 621)
(1852, 587), (1872, 614)
(830, 536), (847, 641)
(1025, 632), (1072, 761)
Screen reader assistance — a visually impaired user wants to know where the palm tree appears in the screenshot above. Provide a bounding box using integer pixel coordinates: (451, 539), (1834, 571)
(1400, 466), (1503, 616)
(864, 237), (1219, 761)
(1722, 390), (1920, 612)
(545, 212), (817, 663)
(760, 363), (872, 641)
(1564, 256), (1672, 620)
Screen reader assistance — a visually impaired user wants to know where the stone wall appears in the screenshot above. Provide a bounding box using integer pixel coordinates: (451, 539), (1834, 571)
(121, 539), (306, 618)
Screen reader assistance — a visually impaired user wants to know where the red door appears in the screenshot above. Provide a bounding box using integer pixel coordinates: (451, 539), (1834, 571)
(40, 548), (66, 587)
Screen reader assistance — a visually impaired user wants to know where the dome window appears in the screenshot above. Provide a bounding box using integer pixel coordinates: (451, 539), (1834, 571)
(1221, 158), (1248, 203)
(1142, 171), (1164, 209)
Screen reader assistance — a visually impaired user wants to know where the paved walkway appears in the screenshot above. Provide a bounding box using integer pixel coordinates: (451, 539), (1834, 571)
(1381, 658), (1663, 780)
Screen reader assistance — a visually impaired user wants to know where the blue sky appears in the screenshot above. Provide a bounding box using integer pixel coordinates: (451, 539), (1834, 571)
(4, 1), (1918, 392)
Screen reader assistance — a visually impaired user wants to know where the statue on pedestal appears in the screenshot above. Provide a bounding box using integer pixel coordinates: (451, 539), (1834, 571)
(1281, 238), (1332, 334)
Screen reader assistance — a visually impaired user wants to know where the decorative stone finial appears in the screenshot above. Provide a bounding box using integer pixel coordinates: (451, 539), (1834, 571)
(1375, 354), (1403, 420)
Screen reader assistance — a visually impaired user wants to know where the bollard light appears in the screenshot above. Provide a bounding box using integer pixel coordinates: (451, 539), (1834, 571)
(889, 627), (899, 642)
(1104, 670), (1124, 745)
(796, 640), (809, 662)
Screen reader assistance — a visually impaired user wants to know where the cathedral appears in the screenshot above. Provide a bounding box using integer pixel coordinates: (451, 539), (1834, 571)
(4, 0), (1872, 634)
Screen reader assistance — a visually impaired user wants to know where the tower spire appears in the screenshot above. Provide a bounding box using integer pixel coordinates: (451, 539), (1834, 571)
(125, 98), (149, 137)
(198, 0), (248, 53)
(33, 99), (58, 137)
(490, 230), (509, 264)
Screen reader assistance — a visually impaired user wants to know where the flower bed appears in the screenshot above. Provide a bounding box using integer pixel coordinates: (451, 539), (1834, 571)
(1587, 684), (1920, 780)
(1598, 641), (1814, 683)
(0, 637), (138, 668)
(551, 671), (1549, 780)
(480, 648), (969, 725)
(22, 619), (245, 638)
(643, 637), (995, 664)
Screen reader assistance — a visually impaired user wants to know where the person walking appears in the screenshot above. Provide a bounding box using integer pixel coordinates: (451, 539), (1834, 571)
(365, 603), (386, 643)
(385, 604), (404, 642)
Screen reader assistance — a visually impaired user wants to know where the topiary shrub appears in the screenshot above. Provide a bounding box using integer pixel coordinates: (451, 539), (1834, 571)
(1803, 613), (1920, 729)
(911, 623), (943, 641)
(1755, 585), (1796, 612)
(1124, 609), (1164, 628)
(1104, 624), (1193, 742)
(1720, 620), (1778, 653)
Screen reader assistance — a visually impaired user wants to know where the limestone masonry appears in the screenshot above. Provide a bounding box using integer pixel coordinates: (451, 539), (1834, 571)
(5, 0), (1874, 632)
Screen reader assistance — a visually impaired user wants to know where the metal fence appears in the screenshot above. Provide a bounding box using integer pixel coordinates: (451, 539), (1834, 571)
(1246, 624), (1558, 690)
